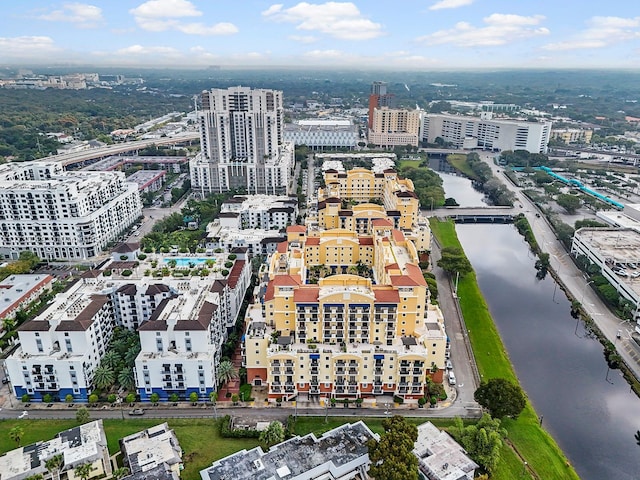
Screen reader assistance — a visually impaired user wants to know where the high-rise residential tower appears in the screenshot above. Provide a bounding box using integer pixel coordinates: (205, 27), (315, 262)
(191, 86), (294, 195)
(368, 81), (394, 129)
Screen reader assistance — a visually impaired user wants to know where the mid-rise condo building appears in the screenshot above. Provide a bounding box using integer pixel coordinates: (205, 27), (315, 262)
(0, 162), (142, 260)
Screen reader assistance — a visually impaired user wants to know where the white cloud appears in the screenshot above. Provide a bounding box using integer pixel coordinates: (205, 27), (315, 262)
(289, 35), (318, 44)
(262, 2), (384, 40)
(130, 0), (201, 18)
(304, 49), (346, 58)
(419, 13), (548, 47)
(0, 36), (60, 58)
(543, 16), (640, 51)
(115, 44), (180, 56)
(39, 3), (103, 27)
(429, 0), (474, 11)
(130, 0), (237, 35)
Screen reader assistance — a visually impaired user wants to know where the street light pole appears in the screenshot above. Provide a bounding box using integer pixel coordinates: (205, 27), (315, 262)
(581, 280), (595, 305)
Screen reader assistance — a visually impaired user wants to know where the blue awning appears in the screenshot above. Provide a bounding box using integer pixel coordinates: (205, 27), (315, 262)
(310, 354), (320, 359)
(373, 354), (384, 360)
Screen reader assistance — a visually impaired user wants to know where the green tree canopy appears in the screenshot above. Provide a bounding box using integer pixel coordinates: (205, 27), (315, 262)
(9, 426), (24, 446)
(556, 194), (581, 214)
(452, 414), (506, 473)
(367, 416), (419, 480)
(217, 360), (238, 387)
(76, 407), (90, 424)
(474, 378), (527, 419)
(259, 421), (285, 447)
(437, 246), (473, 277)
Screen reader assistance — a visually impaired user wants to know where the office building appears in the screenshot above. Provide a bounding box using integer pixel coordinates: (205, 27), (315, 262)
(0, 162), (142, 260)
(368, 81), (395, 129)
(191, 86), (294, 195)
(200, 421), (377, 480)
(243, 167), (446, 401)
(550, 128), (593, 144)
(284, 119), (358, 151)
(422, 112), (552, 153)
(368, 107), (422, 148)
(0, 420), (111, 480)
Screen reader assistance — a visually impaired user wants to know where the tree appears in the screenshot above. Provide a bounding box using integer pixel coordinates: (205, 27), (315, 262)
(217, 360), (238, 387)
(209, 391), (218, 403)
(100, 351), (121, 370)
(76, 406), (90, 424)
(474, 378), (526, 419)
(65, 394), (74, 404)
(9, 426), (24, 446)
(117, 367), (136, 391)
(259, 421), (285, 447)
(367, 415), (419, 480)
(452, 414), (506, 473)
(556, 194), (581, 214)
(92, 366), (115, 390)
(437, 246), (473, 277)
(112, 467), (129, 480)
(74, 463), (95, 480)
(150, 392), (160, 404)
(125, 393), (136, 404)
(88, 393), (99, 404)
(45, 454), (65, 480)
(189, 392), (199, 403)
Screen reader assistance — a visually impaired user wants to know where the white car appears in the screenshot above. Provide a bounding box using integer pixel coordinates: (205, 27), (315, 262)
(18, 411), (28, 419)
(446, 360), (453, 370)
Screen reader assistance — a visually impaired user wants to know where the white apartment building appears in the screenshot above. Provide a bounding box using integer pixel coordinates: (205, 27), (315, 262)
(368, 107), (422, 148)
(205, 223), (286, 256)
(121, 423), (183, 479)
(0, 274), (54, 324)
(284, 119), (358, 150)
(218, 195), (298, 230)
(5, 257), (252, 402)
(0, 162), (142, 260)
(422, 112), (552, 153)
(191, 86), (294, 195)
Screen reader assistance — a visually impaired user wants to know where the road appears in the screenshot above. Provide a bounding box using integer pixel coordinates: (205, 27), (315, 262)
(477, 152), (640, 382)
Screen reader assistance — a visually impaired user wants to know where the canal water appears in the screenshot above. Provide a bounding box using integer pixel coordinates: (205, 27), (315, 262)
(457, 224), (640, 480)
(430, 156), (487, 208)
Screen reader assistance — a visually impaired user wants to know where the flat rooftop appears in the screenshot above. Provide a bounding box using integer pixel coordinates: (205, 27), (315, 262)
(200, 421), (376, 480)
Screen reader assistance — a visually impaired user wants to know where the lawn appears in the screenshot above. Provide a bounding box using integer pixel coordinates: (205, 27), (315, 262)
(446, 154), (478, 180)
(430, 218), (579, 480)
(397, 159), (423, 170)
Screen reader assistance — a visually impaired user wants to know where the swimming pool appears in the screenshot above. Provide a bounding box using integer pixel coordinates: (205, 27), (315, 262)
(163, 258), (215, 267)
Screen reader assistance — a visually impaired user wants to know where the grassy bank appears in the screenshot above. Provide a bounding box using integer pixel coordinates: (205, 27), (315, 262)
(446, 154), (478, 180)
(430, 218), (579, 480)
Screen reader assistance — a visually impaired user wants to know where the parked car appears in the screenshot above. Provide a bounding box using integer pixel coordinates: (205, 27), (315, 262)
(128, 408), (145, 416)
(448, 371), (456, 385)
(446, 360), (453, 370)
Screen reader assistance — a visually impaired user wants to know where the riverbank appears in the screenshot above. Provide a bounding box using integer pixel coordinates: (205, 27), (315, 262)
(430, 218), (579, 480)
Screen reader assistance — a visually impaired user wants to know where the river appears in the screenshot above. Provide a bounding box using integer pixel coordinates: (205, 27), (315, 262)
(457, 224), (640, 480)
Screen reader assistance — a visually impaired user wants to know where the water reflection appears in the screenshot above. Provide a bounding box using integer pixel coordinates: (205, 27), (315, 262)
(457, 224), (640, 480)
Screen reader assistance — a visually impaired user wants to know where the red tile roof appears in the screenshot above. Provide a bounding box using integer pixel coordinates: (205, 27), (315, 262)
(306, 237), (320, 246)
(358, 237), (373, 245)
(287, 225), (306, 233)
(372, 218), (393, 227)
(294, 287), (319, 303)
(392, 229), (405, 243)
(276, 241), (288, 253)
(227, 260), (246, 290)
(374, 288), (400, 303)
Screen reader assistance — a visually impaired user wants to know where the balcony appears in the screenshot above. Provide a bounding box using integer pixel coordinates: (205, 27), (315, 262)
(272, 367), (281, 374)
(335, 368), (345, 374)
(413, 368), (422, 375)
(271, 386), (282, 393)
(310, 368), (319, 375)
(374, 368), (383, 375)
(335, 386), (345, 394)
(348, 368), (358, 375)
(400, 369), (410, 375)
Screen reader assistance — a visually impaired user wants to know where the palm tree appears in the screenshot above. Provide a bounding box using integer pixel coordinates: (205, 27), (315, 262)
(259, 421), (284, 447)
(45, 454), (64, 480)
(112, 467), (129, 480)
(117, 367), (136, 391)
(9, 426), (24, 446)
(100, 351), (121, 370)
(216, 360), (238, 388)
(74, 463), (95, 480)
(23, 475), (43, 480)
(92, 366), (115, 390)
(635, 430), (640, 446)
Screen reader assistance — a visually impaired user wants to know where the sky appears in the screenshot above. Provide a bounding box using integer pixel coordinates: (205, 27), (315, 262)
(1, 0), (640, 69)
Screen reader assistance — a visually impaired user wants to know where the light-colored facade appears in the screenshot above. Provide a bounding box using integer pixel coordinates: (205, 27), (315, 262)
(0, 420), (111, 480)
(218, 195), (298, 230)
(413, 422), (478, 480)
(368, 107), (422, 148)
(571, 227), (640, 324)
(191, 86), (294, 195)
(550, 128), (593, 144)
(244, 168), (445, 401)
(5, 257), (251, 402)
(0, 162), (142, 260)
(200, 421), (377, 480)
(0, 274), (54, 324)
(284, 119), (358, 150)
(422, 113), (552, 153)
(121, 423), (183, 478)
(205, 223), (285, 257)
